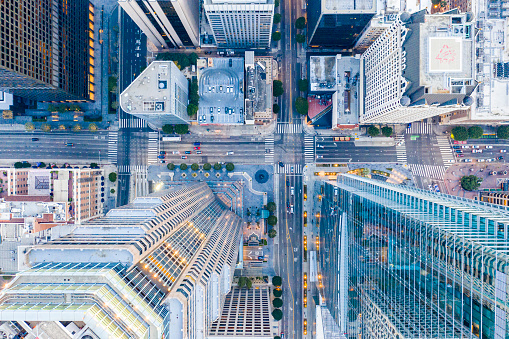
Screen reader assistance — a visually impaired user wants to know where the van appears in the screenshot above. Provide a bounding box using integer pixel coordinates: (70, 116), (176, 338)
(290, 187), (295, 195)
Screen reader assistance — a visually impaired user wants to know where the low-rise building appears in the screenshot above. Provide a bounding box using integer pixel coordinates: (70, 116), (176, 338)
(245, 51), (273, 124)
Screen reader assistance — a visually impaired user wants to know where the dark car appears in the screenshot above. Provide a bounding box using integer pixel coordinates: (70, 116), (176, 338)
(31, 138), (39, 141)
(194, 142), (201, 146)
(157, 155), (165, 159)
(65, 143), (74, 146)
(279, 161), (284, 167)
(498, 156), (504, 160)
(185, 151), (191, 154)
(159, 151), (166, 155)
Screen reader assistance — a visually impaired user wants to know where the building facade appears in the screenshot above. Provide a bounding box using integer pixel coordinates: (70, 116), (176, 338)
(319, 174), (509, 338)
(119, 0), (200, 49)
(360, 10), (476, 124)
(120, 61), (189, 128)
(307, 0), (377, 48)
(204, 0), (274, 49)
(0, 182), (242, 339)
(0, 0), (95, 102)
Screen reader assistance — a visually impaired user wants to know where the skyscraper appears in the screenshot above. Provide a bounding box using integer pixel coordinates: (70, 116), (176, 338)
(359, 10), (476, 124)
(0, 0), (95, 102)
(119, 0), (200, 49)
(307, 0), (377, 48)
(120, 61), (189, 128)
(204, 0), (274, 49)
(0, 182), (243, 339)
(319, 174), (509, 338)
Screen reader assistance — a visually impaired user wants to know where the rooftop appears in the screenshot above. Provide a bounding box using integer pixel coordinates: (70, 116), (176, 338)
(324, 0), (376, 11)
(333, 55), (360, 128)
(310, 56), (337, 92)
(245, 54), (273, 122)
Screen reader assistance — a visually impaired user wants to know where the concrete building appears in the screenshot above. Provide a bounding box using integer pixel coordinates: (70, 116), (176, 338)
(0, 0), (95, 102)
(118, 0), (200, 49)
(354, 13), (399, 52)
(245, 51), (273, 124)
(319, 174), (509, 338)
(120, 61), (189, 128)
(480, 191), (509, 206)
(0, 182), (243, 339)
(307, 0), (377, 48)
(204, 0), (274, 49)
(359, 10), (477, 124)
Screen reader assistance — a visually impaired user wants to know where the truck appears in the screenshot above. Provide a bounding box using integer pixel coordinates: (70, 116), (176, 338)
(162, 136), (181, 142)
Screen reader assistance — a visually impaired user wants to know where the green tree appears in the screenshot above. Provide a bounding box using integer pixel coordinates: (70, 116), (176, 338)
(381, 126), (393, 137)
(88, 123), (98, 132)
(275, 337), (281, 339)
(203, 163), (212, 170)
(273, 13), (281, 24)
(41, 123), (51, 132)
(272, 309), (283, 321)
(497, 125), (509, 139)
(272, 298), (283, 308)
(188, 52), (198, 65)
(267, 202), (277, 212)
(273, 104), (280, 114)
(275, 0), (279, 6)
(111, 101), (119, 110)
(431, 0), (440, 4)
(295, 97), (308, 115)
(238, 277), (247, 288)
(72, 124), (82, 132)
(167, 163), (175, 170)
(214, 163), (222, 170)
(225, 163), (235, 171)
(268, 229), (277, 238)
(38, 162), (46, 168)
(162, 124), (174, 134)
(175, 124), (189, 135)
(110, 188), (115, 194)
(295, 17), (306, 29)
(180, 163), (188, 170)
(25, 122), (35, 131)
(69, 104), (81, 112)
(189, 78), (199, 105)
(461, 175), (482, 191)
(272, 31), (282, 41)
(47, 104), (58, 112)
(187, 104), (198, 117)
(298, 79), (308, 92)
(468, 126), (484, 139)
(273, 288), (282, 298)
(451, 126), (468, 141)
(109, 172), (117, 182)
(368, 126), (380, 137)
(246, 278), (253, 289)
(296, 34), (306, 44)
(273, 80), (284, 97)
(268, 215), (277, 226)
(90, 163), (99, 169)
(191, 163), (199, 171)
(14, 162), (23, 169)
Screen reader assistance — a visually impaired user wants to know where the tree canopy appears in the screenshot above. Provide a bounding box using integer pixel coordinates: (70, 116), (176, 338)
(273, 288), (282, 298)
(451, 126), (468, 141)
(203, 163), (212, 171)
(267, 215), (278, 226)
(273, 80), (284, 97)
(268, 229), (277, 238)
(272, 298), (283, 308)
(214, 163), (222, 170)
(191, 163), (199, 171)
(187, 104), (198, 117)
(180, 163), (188, 170)
(175, 124), (189, 135)
(381, 126), (393, 137)
(272, 276), (282, 286)
(108, 173), (117, 182)
(273, 104), (280, 114)
(295, 17), (306, 29)
(226, 163), (235, 171)
(468, 126), (484, 139)
(272, 309), (283, 321)
(296, 34), (306, 44)
(298, 79), (308, 92)
(162, 124), (174, 134)
(266, 202), (277, 212)
(167, 163), (175, 170)
(461, 175), (482, 191)
(273, 13), (281, 24)
(368, 126), (380, 137)
(272, 32), (282, 41)
(497, 125), (509, 139)
(295, 97), (308, 115)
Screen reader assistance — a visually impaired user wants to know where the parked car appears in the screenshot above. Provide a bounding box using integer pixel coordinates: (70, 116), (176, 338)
(454, 150), (463, 153)
(472, 145), (480, 148)
(452, 146), (460, 149)
(456, 154), (464, 157)
(65, 143), (74, 146)
(465, 159), (472, 162)
(478, 159), (485, 162)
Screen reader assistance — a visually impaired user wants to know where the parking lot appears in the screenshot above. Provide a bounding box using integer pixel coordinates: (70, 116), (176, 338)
(198, 58), (245, 124)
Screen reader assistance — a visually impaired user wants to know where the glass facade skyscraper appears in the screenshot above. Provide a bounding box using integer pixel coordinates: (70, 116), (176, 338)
(319, 174), (509, 338)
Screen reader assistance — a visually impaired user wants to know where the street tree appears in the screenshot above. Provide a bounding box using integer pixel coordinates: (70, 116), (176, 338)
(162, 124), (174, 134)
(295, 97), (308, 115)
(273, 104), (280, 114)
(295, 17), (306, 29)
(273, 13), (281, 24)
(266, 202), (277, 212)
(72, 124), (82, 132)
(41, 123), (51, 132)
(296, 34), (306, 44)
(180, 163), (188, 170)
(272, 298), (283, 308)
(268, 229), (277, 238)
(461, 175), (482, 191)
(25, 122), (35, 131)
(298, 79), (308, 92)
(108, 173), (117, 182)
(451, 126), (468, 141)
(214, 163), (222, 170)
(167, 163), (175, 170)
(498, 125), (509, 139)
(88, 123), (98, 132)
(191, 163), (199, 171)
(272, 32), (282, 41)
(225, 163), (235, 171)
(381, 126), (393, 137)
(468, 126), (484, 139)
(273, 288), (282, 298)
(272, 309), (283, 321)
(273, 80), (284, 97)
(203, 163), (212, 170)
(368, 126), (380, 137)
(267, 215), (277, 226)
(175, 124), (189, 134)
(187, 104), (198, 117)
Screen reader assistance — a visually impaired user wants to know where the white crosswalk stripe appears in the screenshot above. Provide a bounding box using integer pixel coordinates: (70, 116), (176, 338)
(304, 136), (315, 164)
(265, 137), (274, 163)
(275, 164), (302, 174)
(120, 117), (147, 129)
(436, 136), (455, 168)
(395, 135), (407, 164)
(118, 165), (147, 174)
(108, 131), (118, 164)
(147, 132), (159, 165)
(406, 121), (433, 135)
(409, 164), (447, 180)
(277, 123), (302, 134)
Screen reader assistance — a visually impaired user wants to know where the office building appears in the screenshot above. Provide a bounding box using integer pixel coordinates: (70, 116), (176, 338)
(119, 0), (200, 49)
(204, 0), (274, 49)
(354, 14), (399, 52)
(307, 0), (377, 48)
(0, 182), (243, 339)
(319, 174), (509, 338)
(245, 51), (273, 123)
(480, 191), (509, 207)
(360, 11), (476, 124)
(120, 61), (189, 128)
(0, 0), (95, 102)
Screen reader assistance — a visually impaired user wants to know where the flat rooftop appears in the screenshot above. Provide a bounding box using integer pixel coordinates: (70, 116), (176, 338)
(310, 56), (336, 92)
(246, 56), (273, 121)
(333, 56), (360, 127)
(324, 0), (376, 11)
(197, 57), (245, 125)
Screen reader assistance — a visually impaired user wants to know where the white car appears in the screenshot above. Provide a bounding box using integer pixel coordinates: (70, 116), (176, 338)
(486, 145), (493, 149)
(226, 151), (234, 155)
(461, 145), (470, 149)
(172, 151), (180, 155)
(290, 187), (295, 195)
(478, 159), (485, 162)
(501, 149), (507, 153)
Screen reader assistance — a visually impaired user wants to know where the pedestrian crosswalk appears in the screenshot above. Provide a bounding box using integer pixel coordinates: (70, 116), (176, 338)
(120, 117), (147, 129)
(108, 132), (118, 164)
(409, 164), (447, 180)
(275, 164), (302, 174)
(395, 135), (407, 164)
(118, 165), (147, 174)
(406, 121), (433, 135)
(277, 123), (302, 134)
(265, 136), (274, 163)
(437, 136), (455, 167)
(304, 136), (315, 164)
(147, 132), (159, 164)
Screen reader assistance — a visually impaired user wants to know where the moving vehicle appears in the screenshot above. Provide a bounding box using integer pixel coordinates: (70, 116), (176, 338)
(501, 149), (507, 153)
(194, 142), (201, 146)
(162, 136), (181, 142)
(157, 155), (165, 159)
(226, 151), (234, 155)
(461, 145), (470, 149)
(196, 151), (202, 154)
(159, 151), (166, 155)
(290, 205), (294, 214)
(32, 138), (39, 141)
(194, 146), (200, 150)
(486, 145), (493, 149)
(159, 160), (166, 164)
(317, 155), (323, 158)
(498, 156), (504, 160)
(317, 144), (324, 148)
(185, 151), (191, 154)
(65, 143), (74, 146)
(290, 187), (295, 195)
(279, 161), (284, 167)
(172, 151), (180, 154)
(181, 156), (187, 159)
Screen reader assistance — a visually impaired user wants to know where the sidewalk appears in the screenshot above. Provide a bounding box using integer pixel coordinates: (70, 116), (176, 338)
(443, 163), (509, 199)
(190, 120), (276, 137)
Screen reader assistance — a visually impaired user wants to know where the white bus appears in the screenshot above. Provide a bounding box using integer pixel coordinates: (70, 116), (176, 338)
(162, 136), (181, 142)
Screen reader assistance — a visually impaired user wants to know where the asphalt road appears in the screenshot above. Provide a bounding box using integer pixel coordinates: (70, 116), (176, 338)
(315, 140), (398, 163)
(0, 131), (110, 163)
